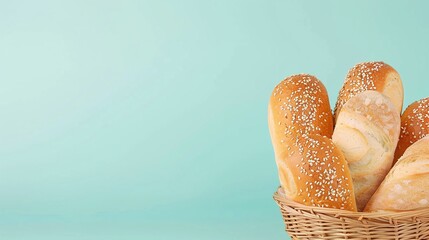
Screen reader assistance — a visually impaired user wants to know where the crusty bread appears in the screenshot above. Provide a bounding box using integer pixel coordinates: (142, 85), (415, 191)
(268, 74), (333, 149)
(276, 134), (357, 210)
(365, 136), (429, 212)
(269, 74), (356, 211)
(334, 62), (403, 121)
(332, 90), (400, 211)
(394, 97), (429, 164)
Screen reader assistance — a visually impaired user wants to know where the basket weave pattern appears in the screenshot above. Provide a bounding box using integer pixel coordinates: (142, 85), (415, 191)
(273, 188), (429, 240)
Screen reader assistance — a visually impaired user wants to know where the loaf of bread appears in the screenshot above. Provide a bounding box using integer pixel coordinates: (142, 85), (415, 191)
(332, 90), (400, 211)
(394, 97), (429, 164)
(276, 134), (357, 210)
(334, 62), (403, 121)
(365, 136), (429, 212)
(268, 74), (334, 146)
(269, 74), (357, 211)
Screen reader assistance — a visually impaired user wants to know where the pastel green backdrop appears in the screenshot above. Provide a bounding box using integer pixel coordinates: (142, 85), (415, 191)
(1, 0), (428, 239)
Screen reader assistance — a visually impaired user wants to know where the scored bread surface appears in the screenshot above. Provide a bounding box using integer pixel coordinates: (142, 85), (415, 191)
(332, 90), (400, 211)
(365, 136), (429, 212)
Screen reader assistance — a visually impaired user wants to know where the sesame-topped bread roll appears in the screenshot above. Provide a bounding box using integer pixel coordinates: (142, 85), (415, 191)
(276, 134), (357, 210)
(268, 74), (333, 148)
(269, 74), (357, 211)
(332, 90), (400, 211)
(393, 97), (429, 164)
(365, 136), (429, 212)
(334, 62), (403, 121)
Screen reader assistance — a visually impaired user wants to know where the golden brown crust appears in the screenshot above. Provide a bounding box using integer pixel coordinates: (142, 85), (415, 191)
(277, 134), (357, 210)
(269, 74), (356, 211)
(334, 62), (403, 121)
(394, 97), (429, 164)
(268, 74), (333, 153)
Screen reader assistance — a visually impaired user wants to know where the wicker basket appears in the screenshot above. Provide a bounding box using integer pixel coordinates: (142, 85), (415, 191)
(273, 188), (429, 240)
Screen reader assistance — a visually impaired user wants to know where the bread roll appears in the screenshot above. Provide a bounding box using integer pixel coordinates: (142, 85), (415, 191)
(332, 90), (400, 211)
(393, 97), (429, 164)
(276, 134), (357, 210)
(365, 136), (429, 212)
(334, 62), (403, 121)
(268, 74), (333, 150)
(269, 74), (356, 211)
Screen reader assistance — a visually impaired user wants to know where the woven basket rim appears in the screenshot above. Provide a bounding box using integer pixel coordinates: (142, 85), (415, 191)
(273, 187), (429, 222)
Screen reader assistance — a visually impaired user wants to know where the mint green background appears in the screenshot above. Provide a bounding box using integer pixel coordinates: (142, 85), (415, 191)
(1, 1), (429, 239)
